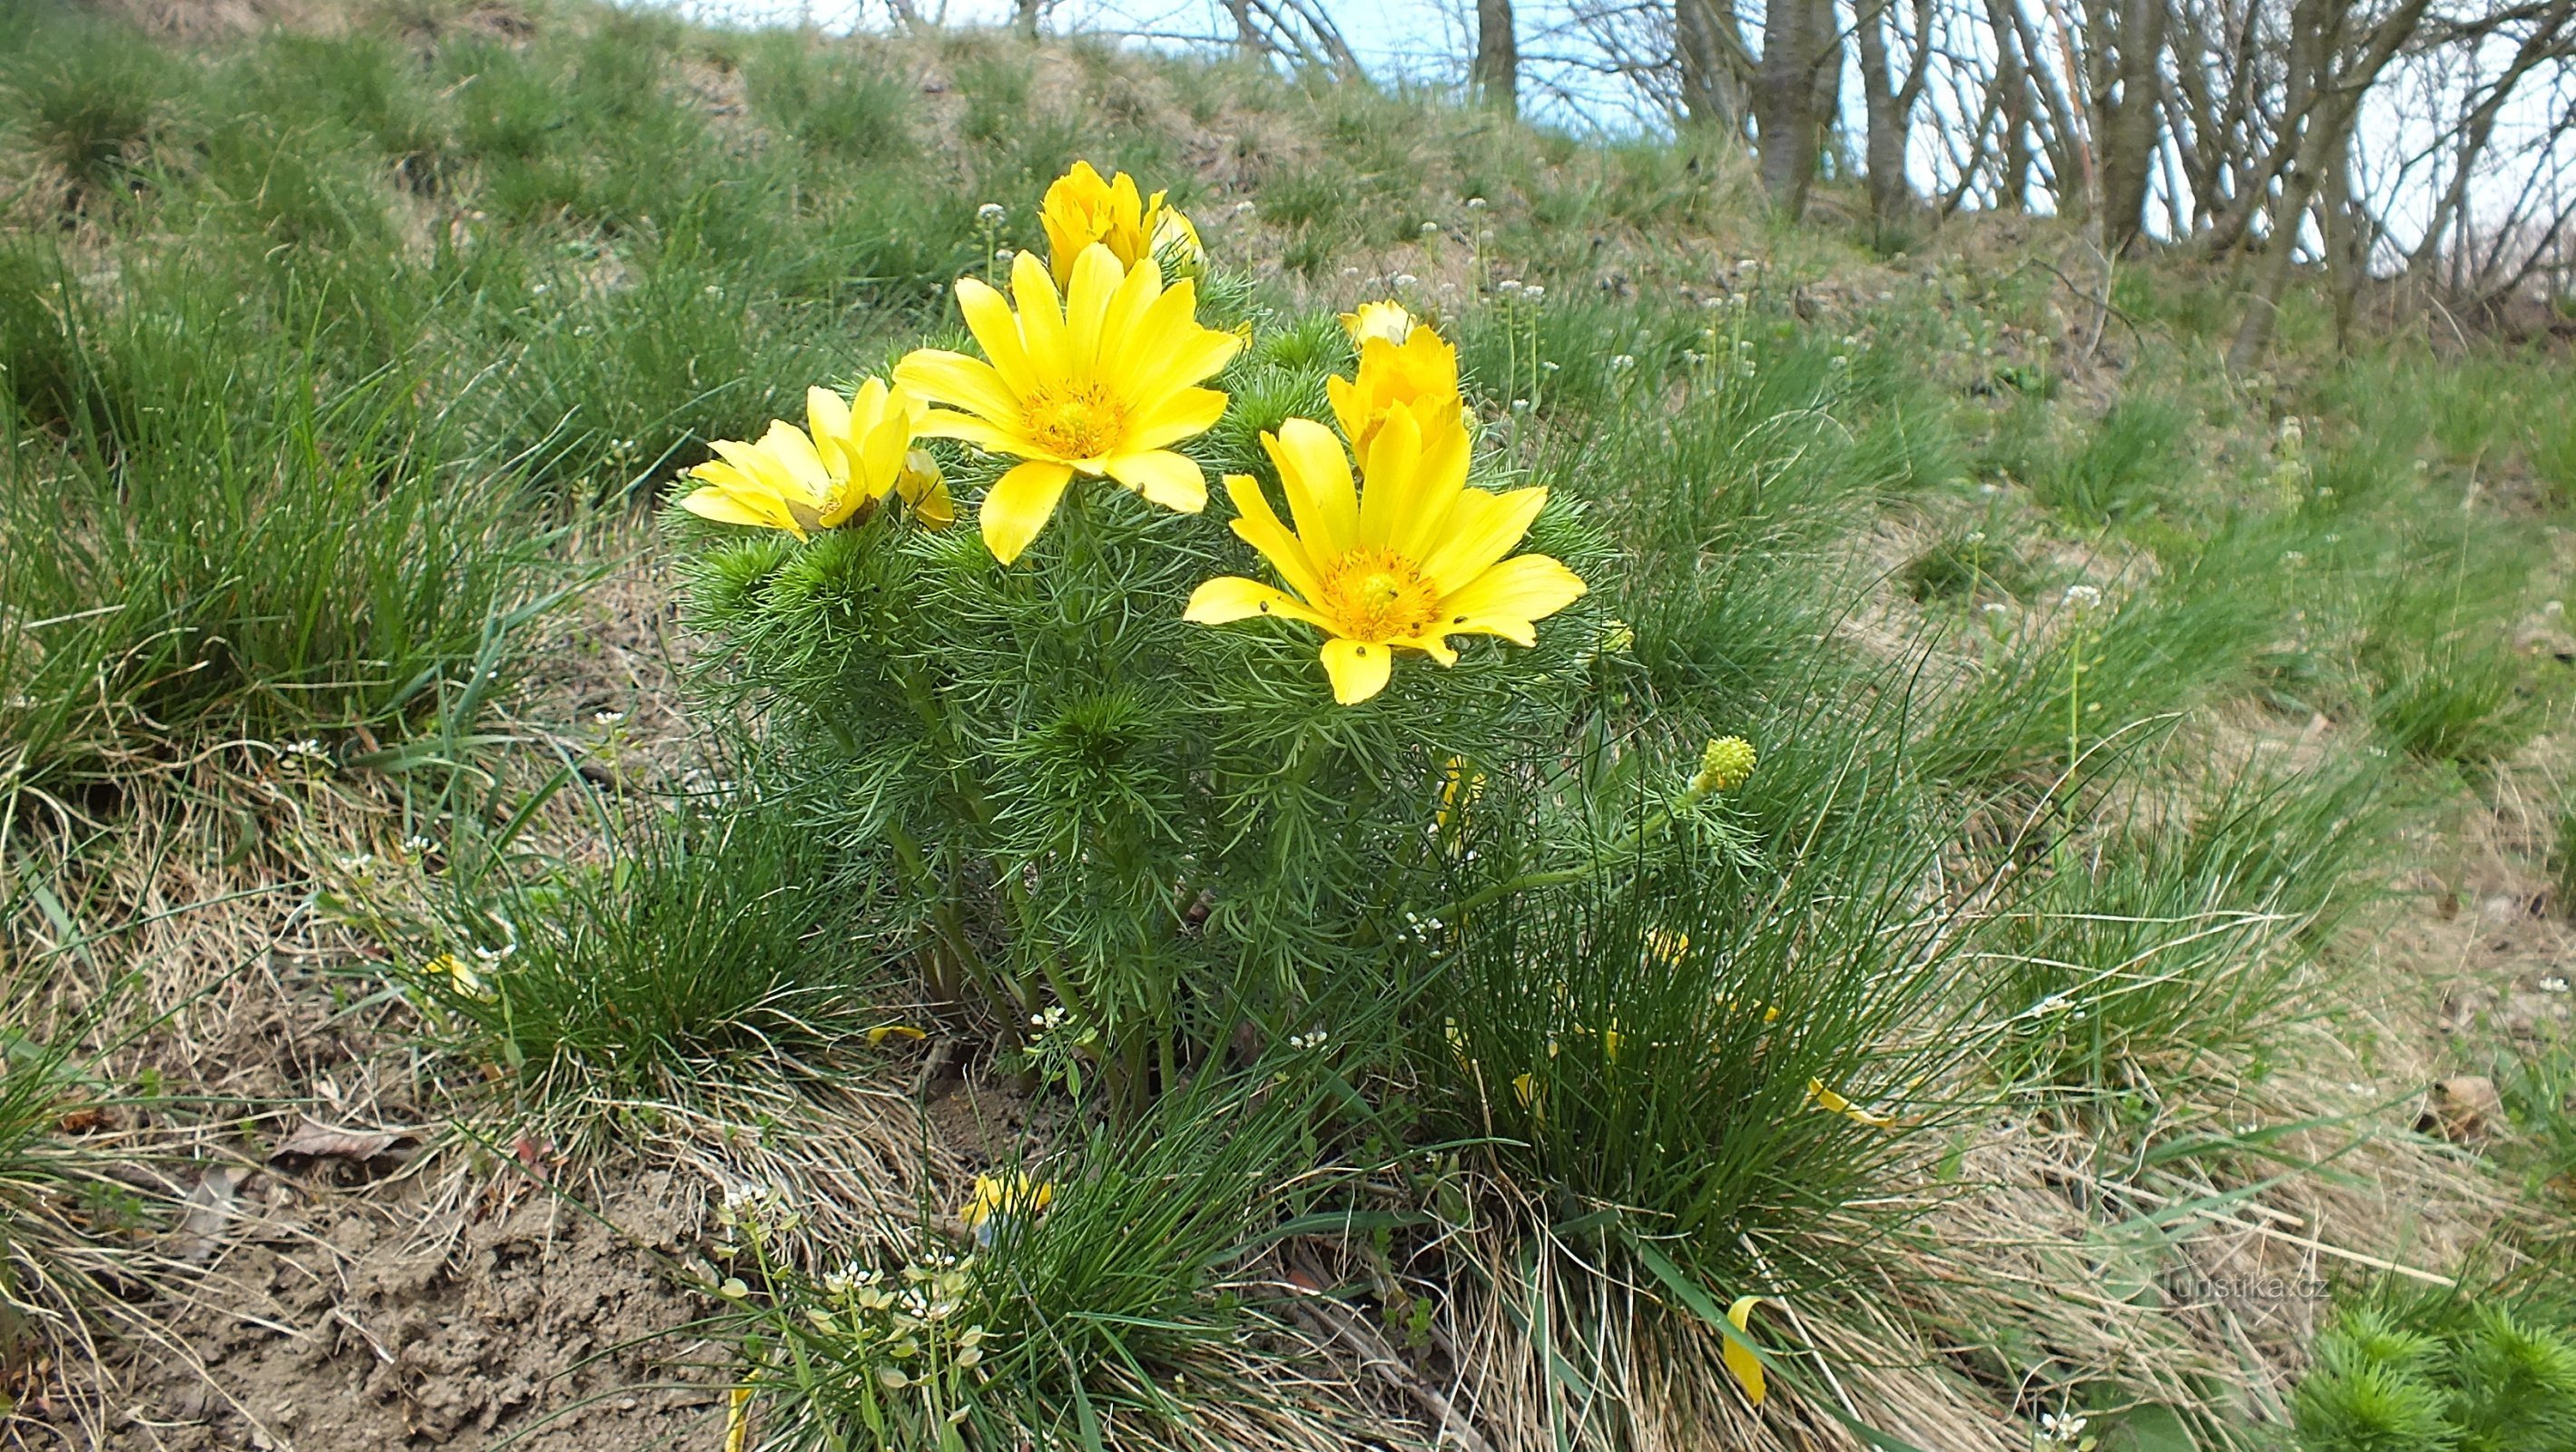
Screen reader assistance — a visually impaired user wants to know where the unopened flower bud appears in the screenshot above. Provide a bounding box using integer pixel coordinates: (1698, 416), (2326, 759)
(1688, 737), (1757, 797)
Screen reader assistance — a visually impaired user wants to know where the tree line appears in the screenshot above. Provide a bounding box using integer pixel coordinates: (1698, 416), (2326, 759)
(1199, 0), (2576, 361)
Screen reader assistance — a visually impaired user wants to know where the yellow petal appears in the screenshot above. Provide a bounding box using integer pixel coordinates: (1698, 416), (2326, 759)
(1433, 554), (1588, 645)
(1221, 473), (1326, 602)
(951, 279), (1038, 397)
(1064, 241), (1129, 374)
(1722, 1296), (1766, 1407)
(1806, 1078), (1897, 1127)
(1265, 419), (1359, 561)
(980, 459), (1074, 564)
(807, 386), (853, 477)
(1355, 404), (1426, 551)
(865, 1024), (928, 1046)
(912, 407), (1019, 453)
(1185, 576), (1331, 629)
(1011, 249), (1075, 379)
(1105, 450), (1207, 514)
(1320, 637), (1393, 704)
(1340, 299), (1414, 348)
(1418, 486), (1549, 598)
(1390, 414), (1475, 562)
(1128, 387), (1230, 452)
(681, 486), (801, 536)
(893, 349), (1023, 433)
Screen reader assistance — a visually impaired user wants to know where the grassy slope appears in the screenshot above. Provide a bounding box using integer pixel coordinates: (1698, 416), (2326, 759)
(3, 2), (2575, 1448)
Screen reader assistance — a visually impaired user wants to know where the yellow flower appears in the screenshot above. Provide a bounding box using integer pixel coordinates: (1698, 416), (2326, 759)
(1806, 1078), (1898, 1128)
(1153, 206), (1205, 279)
(1340, 299), (1416, 348)
(895, 449), (957, 529)
(1327, 324), (1467, 456)
(1184, 412), (1585, 704)
(680, 380), (940, 539)
(426, 952), (495, 1003)
(959, 1172), (1055, 1232)
(895, 246), (1241, 564)
(1722, 1295), (1768, 1406)
(1039, 161), (1197, 285)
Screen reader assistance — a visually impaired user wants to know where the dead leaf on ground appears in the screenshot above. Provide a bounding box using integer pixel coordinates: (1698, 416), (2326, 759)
(269, 1118), (413, 1164)
(173, 1166), (242, 1264)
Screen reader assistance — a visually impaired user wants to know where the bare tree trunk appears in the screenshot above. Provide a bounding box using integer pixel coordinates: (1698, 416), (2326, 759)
(1754, 0), (1832, 214)
(1985, 0), (2034, 210)
(2227, 0), (2435, 369)
(1676, 0), (1755, 133)
(1012, 0), (1040, 38)
(1223, 0), (1259, 54)
(2092, 0), (2168, 251)
(1856, 0), (1937, 226)
(1473, 0), (1519, 113)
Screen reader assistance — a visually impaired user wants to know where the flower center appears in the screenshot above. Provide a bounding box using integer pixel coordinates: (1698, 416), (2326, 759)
(1023, 383), (1127, 460)
(1316, 546), (1440, 643)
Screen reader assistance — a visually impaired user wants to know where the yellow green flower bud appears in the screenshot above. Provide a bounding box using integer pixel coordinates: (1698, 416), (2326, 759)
(1689, 736), (1756, 797)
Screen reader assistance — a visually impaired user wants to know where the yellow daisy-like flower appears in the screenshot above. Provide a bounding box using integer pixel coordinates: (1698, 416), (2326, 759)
(1184, 411), (1586, 704)
(1039, 161), (1198, 285)
(1327, 323), (1468, 456)
(959, 1172), (1055, 1235)
(896, 245), (1241, 564)
(1340, 299), (1416, 348)
(679, 380), (950, 539)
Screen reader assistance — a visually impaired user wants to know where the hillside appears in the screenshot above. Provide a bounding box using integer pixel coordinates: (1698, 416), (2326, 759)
(4, 4), (2575, 1450)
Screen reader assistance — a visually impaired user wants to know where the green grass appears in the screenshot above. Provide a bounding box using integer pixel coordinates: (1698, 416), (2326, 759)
(395, 792), (893, 1132)
(0, 257), (555, 806)
(1984, 760), (2388, 1089)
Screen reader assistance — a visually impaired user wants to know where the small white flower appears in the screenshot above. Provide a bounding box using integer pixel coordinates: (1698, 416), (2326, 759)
(1497, 279), (1523, 296)
(994, 249), (1014, 264)
(1392, 272), (1418, 289)
(1540, 360), (1559, 374)
(1523, 283), (1546, 301)
(399, 835), (434, 858)
(1465, 196), (1488, 211)
(1608, 354), (1637, 371)
(976, 201), (1007, 225)
(1233, 200), (1255, 216)
(1963, 531), (1986, 545)
(594, 710), (625, 727)
(1510, 398), (1532, 414)
(2543, 976), (2571, 994)
(530, 282), (549, 295)
(2062, 584), (2104, 613)
(704, 285), (723, 297)
(1419, 221), (1440, 238)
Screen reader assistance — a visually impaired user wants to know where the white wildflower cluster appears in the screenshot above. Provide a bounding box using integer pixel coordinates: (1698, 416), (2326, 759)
(803, 1248), (995, 1414)
(2035, 1408), (2096, 1451)
(713, 1177), (802, 1250)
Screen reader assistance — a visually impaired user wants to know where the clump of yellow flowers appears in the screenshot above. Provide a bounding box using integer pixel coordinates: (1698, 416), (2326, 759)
(668, 160), (1605, 1123)
(673, 166), (1584, 707)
